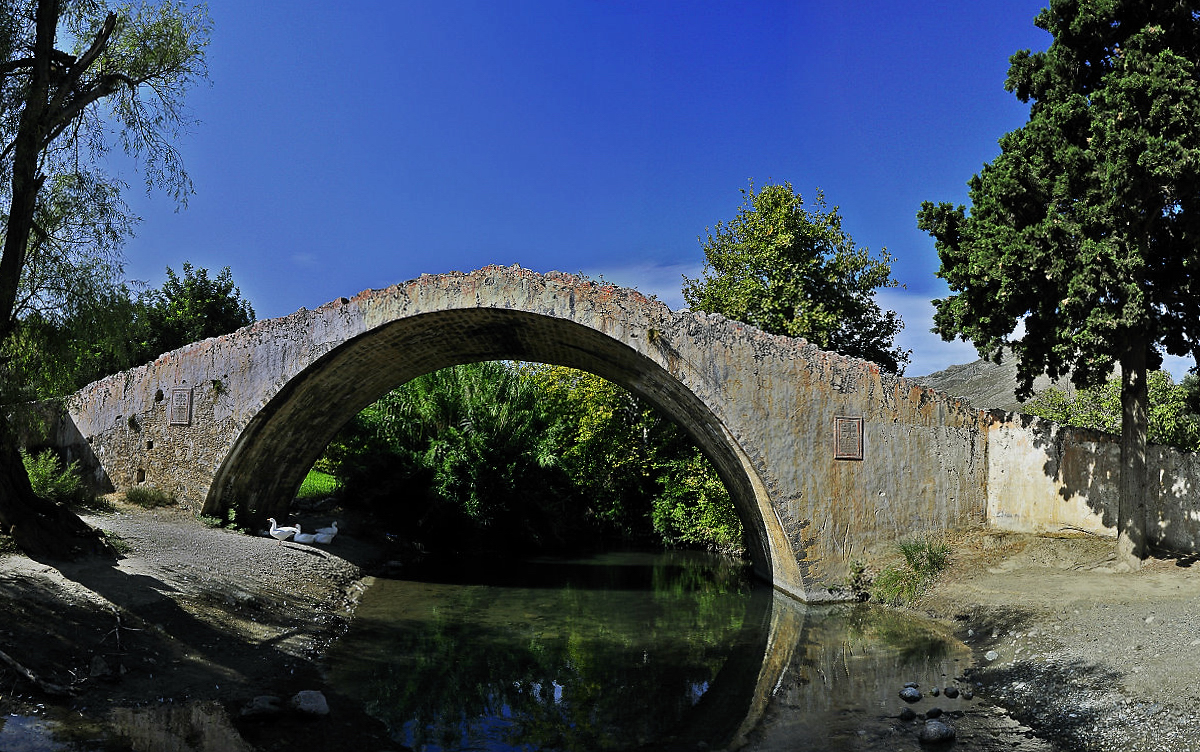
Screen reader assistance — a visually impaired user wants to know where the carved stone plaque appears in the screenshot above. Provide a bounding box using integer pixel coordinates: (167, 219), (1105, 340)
(170, 388), (193, 426)
(834, 416), (863, 460)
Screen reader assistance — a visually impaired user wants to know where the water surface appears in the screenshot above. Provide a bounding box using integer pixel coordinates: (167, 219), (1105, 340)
(324, 551), (1018, 751)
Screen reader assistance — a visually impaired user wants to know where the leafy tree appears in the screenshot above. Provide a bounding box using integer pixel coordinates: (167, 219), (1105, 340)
(328, 362), (570, 552)
(323, 363), (744, 555)
(683, 181), (909, 373)
(1027, 370), (1200, 451)
(135, 261), (255, 359)
(0, 0), (210, 559)
(917, 2), (1200, 565)
(527, 364), (660, 538)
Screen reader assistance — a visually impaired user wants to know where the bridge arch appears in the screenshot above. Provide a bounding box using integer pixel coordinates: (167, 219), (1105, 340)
(61, 266), (990, 601)
(209, 306), (800, 592)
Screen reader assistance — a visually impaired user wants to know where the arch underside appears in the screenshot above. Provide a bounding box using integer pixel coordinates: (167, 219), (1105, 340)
(207, 308), (800, 591)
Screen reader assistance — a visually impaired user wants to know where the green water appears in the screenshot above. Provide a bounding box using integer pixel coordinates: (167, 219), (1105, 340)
(323, 551), (989, 752)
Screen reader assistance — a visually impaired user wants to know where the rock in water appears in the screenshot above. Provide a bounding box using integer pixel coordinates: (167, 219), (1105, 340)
(943, 686), (960, 699)
(240, 695), (283, 718)
(291, 690), (330, 716)
(917, 719), (956, 745)
(899, 686), (923, 703)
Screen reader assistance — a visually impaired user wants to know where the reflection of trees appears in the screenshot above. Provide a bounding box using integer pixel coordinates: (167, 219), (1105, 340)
(333, 553), (756, 751)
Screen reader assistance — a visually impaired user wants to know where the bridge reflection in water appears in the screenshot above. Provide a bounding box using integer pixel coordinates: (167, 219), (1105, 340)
(16, 552), (1037, 751)
(323, 551), (983, 752)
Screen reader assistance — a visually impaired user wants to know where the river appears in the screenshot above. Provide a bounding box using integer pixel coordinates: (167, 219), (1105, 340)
(2, 549), (1050, 751)
(322, 550), (1044, 751)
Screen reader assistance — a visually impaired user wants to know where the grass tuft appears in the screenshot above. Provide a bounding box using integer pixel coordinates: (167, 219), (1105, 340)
(124, 486), (175, 509)
(101, 529), (132, 555)
(869, 537), (952, 607)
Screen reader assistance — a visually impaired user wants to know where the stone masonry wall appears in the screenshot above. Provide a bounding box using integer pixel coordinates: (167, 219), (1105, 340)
(986, 411), (1200, 555)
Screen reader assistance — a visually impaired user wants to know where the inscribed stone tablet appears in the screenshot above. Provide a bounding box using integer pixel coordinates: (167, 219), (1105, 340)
(170, 388), (193, 426)
(834, 416), (863, 460)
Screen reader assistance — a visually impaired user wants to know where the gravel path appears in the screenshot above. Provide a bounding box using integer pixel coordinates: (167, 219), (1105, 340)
(920, 531), (1200, 752)
(0, 502), (392, 751)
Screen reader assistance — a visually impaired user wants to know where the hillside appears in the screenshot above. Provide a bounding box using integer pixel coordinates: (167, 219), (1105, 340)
(912, 352), (1073, 412)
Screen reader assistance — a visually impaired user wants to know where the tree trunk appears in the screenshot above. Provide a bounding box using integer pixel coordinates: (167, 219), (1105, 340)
(1116, 344), (1150, 570)
(0, 417), (113, 560)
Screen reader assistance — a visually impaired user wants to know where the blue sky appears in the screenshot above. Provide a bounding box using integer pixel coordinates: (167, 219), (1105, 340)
(116, 1), (1083, 377)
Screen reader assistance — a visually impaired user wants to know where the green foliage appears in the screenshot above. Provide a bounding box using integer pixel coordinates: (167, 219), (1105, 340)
(20, 448), (88, 505)
(124, 486), (175, 509)
(135, 262), (256, 359)
(297, 469), (339, 501)
(917, 2), (1200, 397)
(869, 538), (951, 607)
(101, 530), (132, 555)
(1027, 370), (1200, 450)
(528, 364), (743, 552)
(652, 450), (742, 553)
(196, 513), (224, 528)
(321, 362), (744, 555)
(684, 181), (909, 373)
(326, 362), (569, 550)
(4, 262), (255, 399)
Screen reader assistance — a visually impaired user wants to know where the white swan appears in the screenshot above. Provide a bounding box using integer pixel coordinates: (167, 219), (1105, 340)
(315, 521), (339, 536)
(267, 518), (299, 543)
(293, 524), (318, 545)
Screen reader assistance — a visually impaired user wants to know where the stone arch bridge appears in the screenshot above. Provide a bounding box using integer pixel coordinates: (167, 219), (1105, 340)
(51, 266), (998, 601)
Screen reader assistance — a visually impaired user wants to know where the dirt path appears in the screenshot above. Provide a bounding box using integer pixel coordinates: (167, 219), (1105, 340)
(919, 529), (1200, 752)
(0, 501), (396, 751)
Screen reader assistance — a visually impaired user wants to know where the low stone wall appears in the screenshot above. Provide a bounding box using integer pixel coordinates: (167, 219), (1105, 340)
(985, 411), (1200, 554)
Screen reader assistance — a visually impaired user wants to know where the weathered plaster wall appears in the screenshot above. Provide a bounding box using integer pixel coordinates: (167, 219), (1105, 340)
(986, 411), (1200, 554)
(60, 266), (992, 601)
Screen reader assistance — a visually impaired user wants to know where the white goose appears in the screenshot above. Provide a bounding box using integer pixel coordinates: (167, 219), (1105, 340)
(293, 524), (318, 545)
(267, 518), (299, 543)
(315, 521), (339, 536)
(314, 531), (336, 544)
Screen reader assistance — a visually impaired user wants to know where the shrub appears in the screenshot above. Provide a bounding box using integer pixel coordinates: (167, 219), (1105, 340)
(124, 486), (175, 508)
(101, 530), (132, 555)
(21, 448), (88, 505)
(870, 537), (952, 607)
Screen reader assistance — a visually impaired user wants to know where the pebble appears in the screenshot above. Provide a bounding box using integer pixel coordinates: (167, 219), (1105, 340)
(917, 719), (956, 744)
(240, 695), (283, 717)
(985, 650), (999, 661)
(290, 690), (330, 716)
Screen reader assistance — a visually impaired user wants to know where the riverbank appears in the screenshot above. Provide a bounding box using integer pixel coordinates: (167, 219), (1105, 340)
(918, 528), (1200, 752)
(0, 500), (395, 751)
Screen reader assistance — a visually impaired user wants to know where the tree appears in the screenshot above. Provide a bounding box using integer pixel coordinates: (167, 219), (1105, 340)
(683, 181), (910, 373)
(135, 262), (255, 359)
(1027, 370), (1200, 452)
(917, 1), (1200, 566)
(0, 0), (209, 559)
